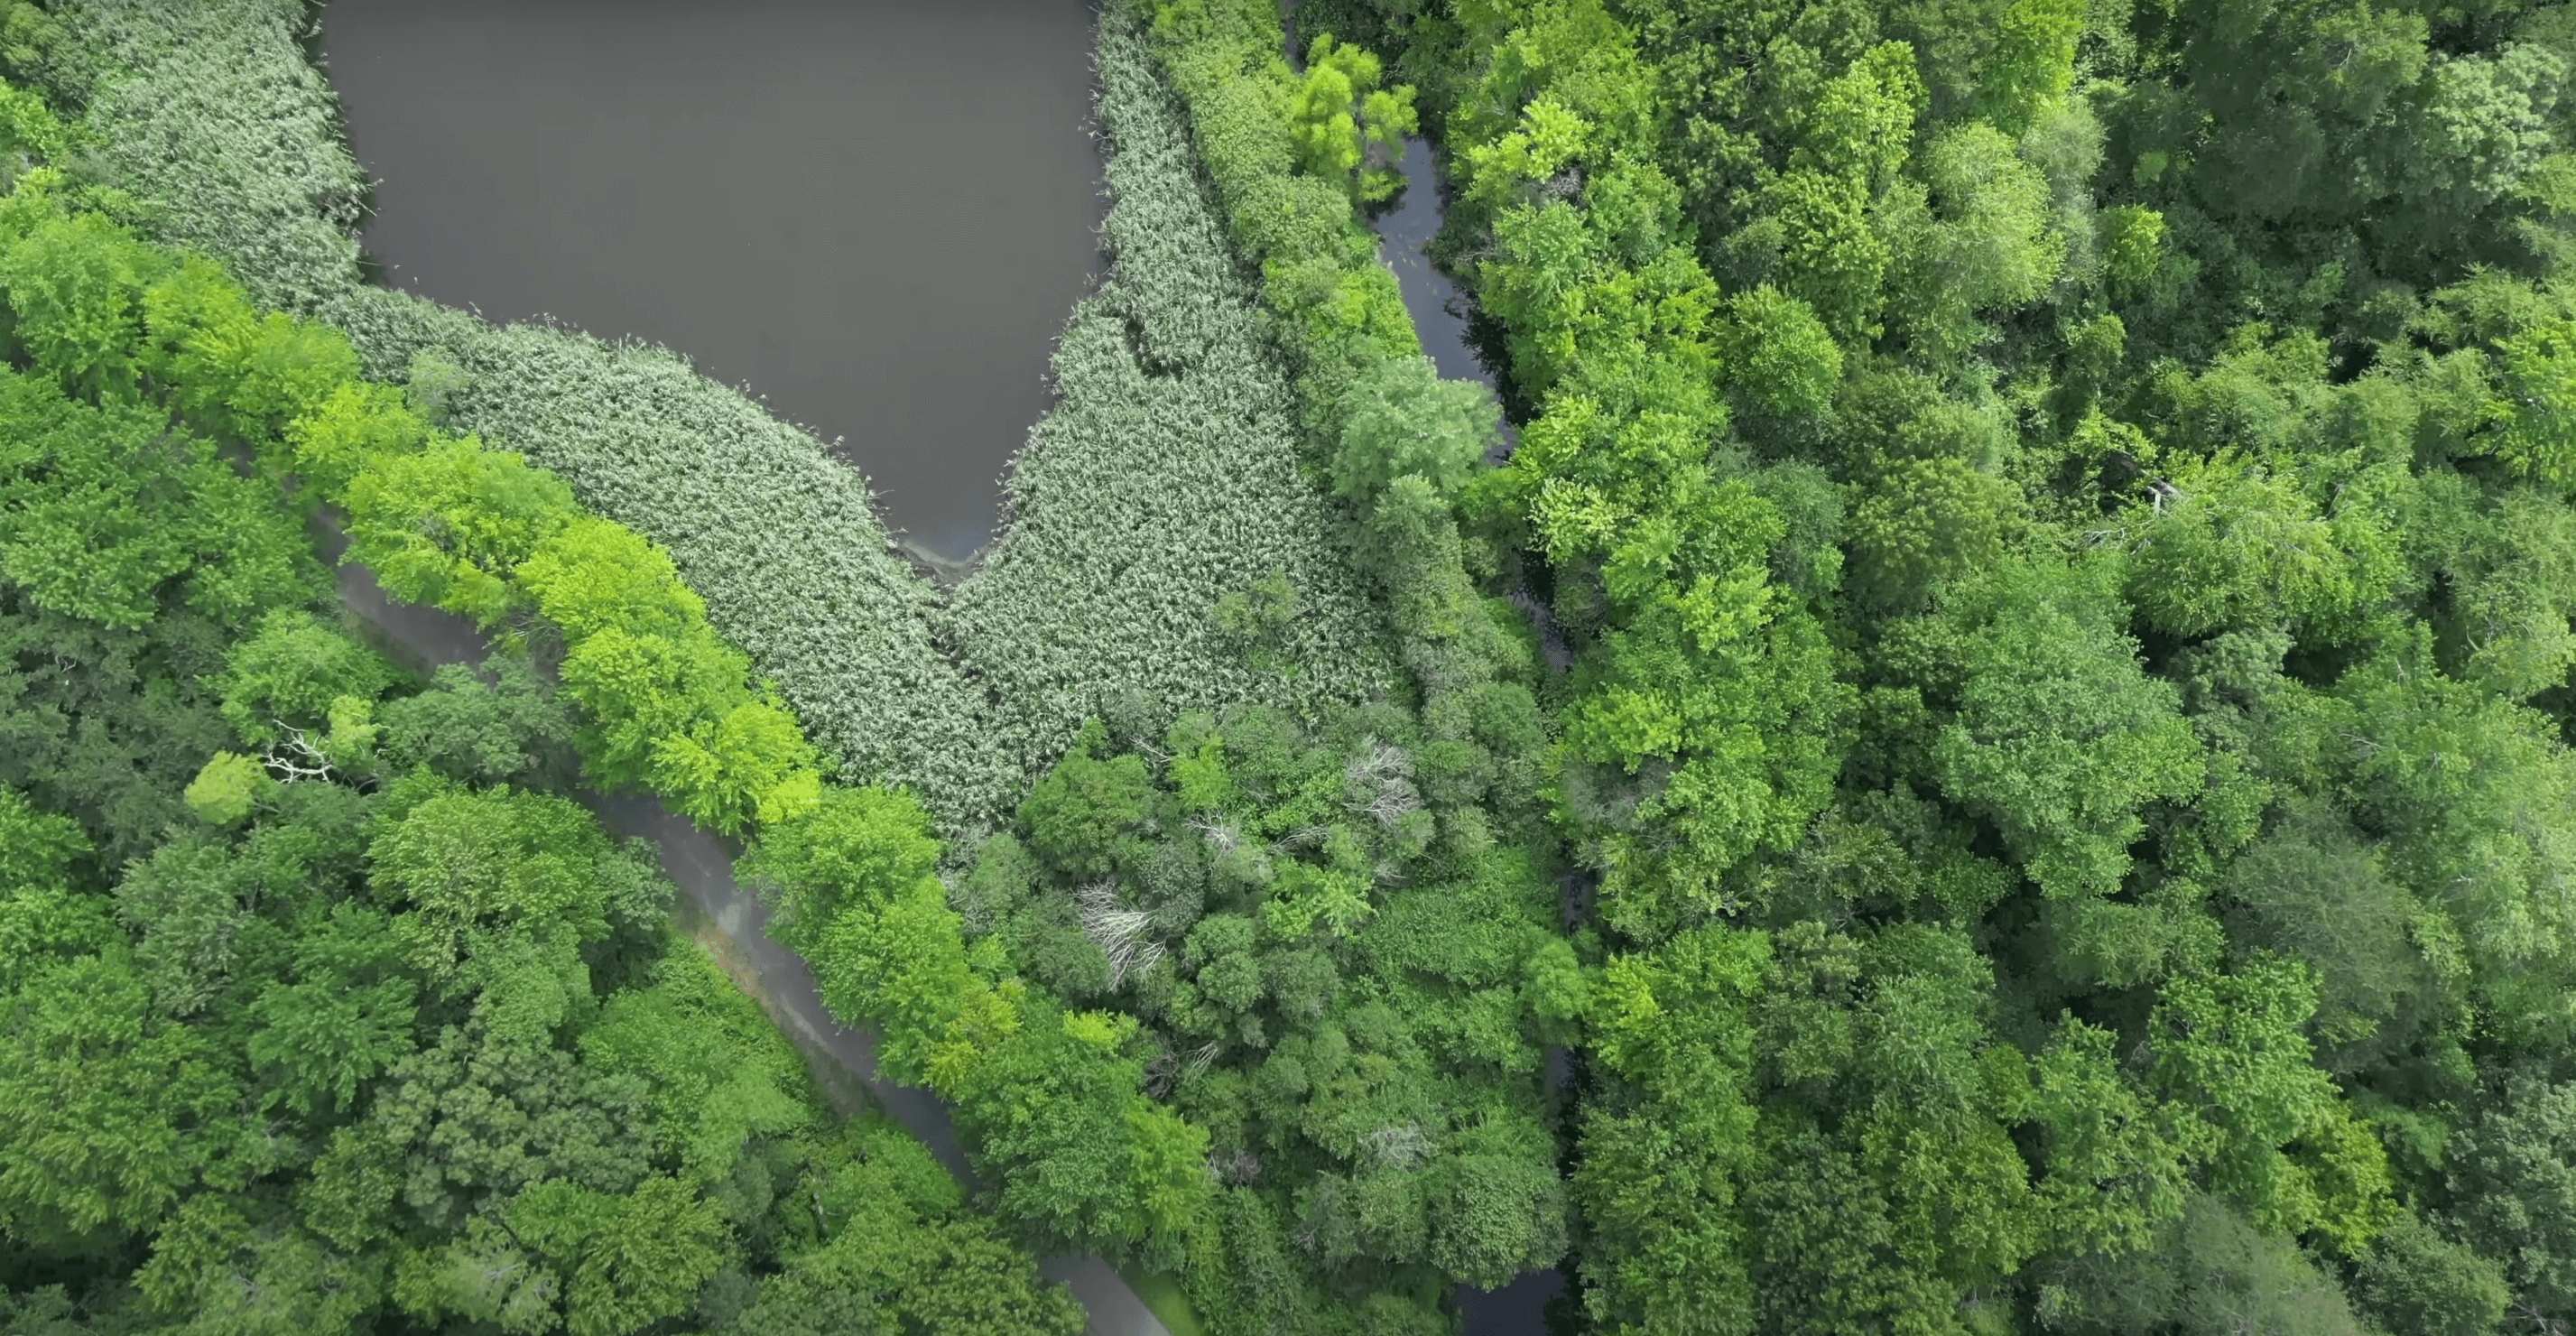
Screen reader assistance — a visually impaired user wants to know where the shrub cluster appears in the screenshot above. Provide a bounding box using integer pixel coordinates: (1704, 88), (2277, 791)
(941, 10), (1395, 789)
(51, 0), (362, 314)
(49, 0), (1021, 830)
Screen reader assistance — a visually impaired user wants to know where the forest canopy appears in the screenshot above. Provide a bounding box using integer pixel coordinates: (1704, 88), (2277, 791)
(0, 80), (1079, 1334)
(20, 0), (2576, 1332)
(1256, 0), (2576, 1331)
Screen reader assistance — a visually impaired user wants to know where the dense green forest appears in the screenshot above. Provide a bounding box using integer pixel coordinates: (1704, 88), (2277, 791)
(1296, 0), (2576, 1330)
(0, 78), (1079, 1336)
(18, 0), (2576, 1332)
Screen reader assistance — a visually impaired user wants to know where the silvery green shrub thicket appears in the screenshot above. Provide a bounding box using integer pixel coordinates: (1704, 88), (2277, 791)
(55, 0), (360, 314)
(944, 14), (1394, 784)
(329, 289), (1023, 828)
(54, 0), (1015, 824)
(54, 0), (1393, 833)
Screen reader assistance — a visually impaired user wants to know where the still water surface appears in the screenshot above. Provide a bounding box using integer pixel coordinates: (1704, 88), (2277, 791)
(320, 0), (1103, 561)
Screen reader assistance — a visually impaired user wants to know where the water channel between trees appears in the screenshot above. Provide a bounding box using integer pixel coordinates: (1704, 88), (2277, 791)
(1370, 135), (1567, 1336)
(320, 0), (1105, 563)
(320, 521), (1167, 1336)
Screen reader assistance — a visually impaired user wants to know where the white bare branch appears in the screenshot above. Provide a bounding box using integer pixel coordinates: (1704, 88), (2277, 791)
(1076, 880), (1165, 986)
(261, 719), (335, 784)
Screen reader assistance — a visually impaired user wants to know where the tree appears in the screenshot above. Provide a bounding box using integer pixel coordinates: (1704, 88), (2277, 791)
(649, 693), (824, 835)
(246, 902), (418, 1118)
(1883, 122), (2064, 360)
(217, 608), (396, 747)
(2451, 1074), (2576, 1322)
(1426, 1110), (1568, 1289)
(2037, 1193), (2370, 1335)
(2324, 632), (2576, 1038)
(510, 1174), (729, 1336)
(135, 1195), (383, 1336)
(574, 945), (809, 1183)
(362, 1021), (654, 1237)
(2497, 315), (2576, 491)
(1331, 353), (1500, 505)
(942, 993), (1211, 1259)
(0, 951), (246, 1248)
(366, 781), (618, 1001)
(731, 1118), (1084, 1336)
(2349, 1210), (2510, 1336)
(743, 784), (970, 1081)
(1574, 925), (1768, 1333)
(185, 751), (273, 825)
(1017, 719), (1157, 882)
(741, 784), (943, 947)
(1976, 0), (2085, 135)
(378, 655), (575, 786)
(512, 516), (709, 644)
(0, 363), (321, 632)
(2027, 1016), (2192, 1257)
(1932, 556), (2204, 900)
(281, 380), (431, 499)
(1290, 32), (1418, 203)
(0, 208), (162, 402)
(2216, 804), (2442, 1068)
(2123, 453), (2393, 640)
(1715, 286), (1841, 429)
(1845, 454), (2021, 609)
(343, 435), (577, 629)
(2147, 957), (2395, 1254)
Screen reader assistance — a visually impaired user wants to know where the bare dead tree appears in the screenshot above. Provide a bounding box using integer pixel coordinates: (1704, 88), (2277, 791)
(260, 719), (336, 784)
(1075, 880), (1165, 986)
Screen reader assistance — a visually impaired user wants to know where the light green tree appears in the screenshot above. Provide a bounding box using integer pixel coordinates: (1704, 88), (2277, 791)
(1291, 33), (1418, 203)
(1331, 354), (1500, 504)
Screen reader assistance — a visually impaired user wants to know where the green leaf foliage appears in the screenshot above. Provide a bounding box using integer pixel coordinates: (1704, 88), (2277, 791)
(60, 0), (2576, 1328)
(1347, 0), (2576, 1325)
(0, 97), (1074, 1331)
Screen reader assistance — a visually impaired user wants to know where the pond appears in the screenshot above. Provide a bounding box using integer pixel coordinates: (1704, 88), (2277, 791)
(320, 0), (1106, 562)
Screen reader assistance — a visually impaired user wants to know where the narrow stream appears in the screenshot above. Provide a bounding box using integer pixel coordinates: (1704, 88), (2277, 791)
(1368, 139), (1568, 1336)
